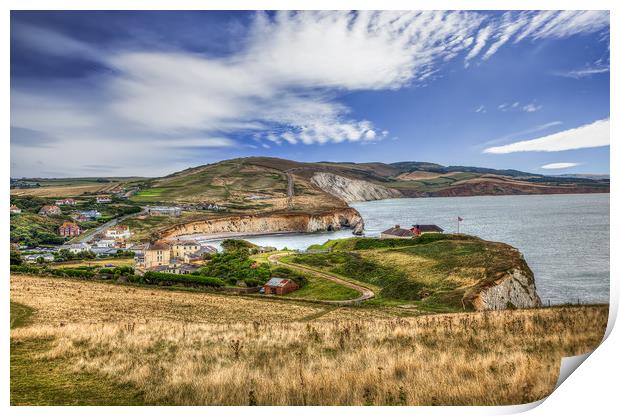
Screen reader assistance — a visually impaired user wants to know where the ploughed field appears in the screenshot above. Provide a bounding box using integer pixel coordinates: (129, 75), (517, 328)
(10, 274), (607, 405)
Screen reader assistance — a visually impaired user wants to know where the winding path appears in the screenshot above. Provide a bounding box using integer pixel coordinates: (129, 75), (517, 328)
(267, 253), (375, 305)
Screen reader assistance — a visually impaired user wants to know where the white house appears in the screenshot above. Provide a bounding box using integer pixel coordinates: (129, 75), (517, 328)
(105, 225), (131, 240)
(63, 243), (92, 254)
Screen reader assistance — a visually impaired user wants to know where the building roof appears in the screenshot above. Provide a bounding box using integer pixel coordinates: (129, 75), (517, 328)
(381, 226), (414, 237)
(60, 221), (80, 228)
(173, 240), (199, 246)
(145, 241), (171, 251)
(108, 225), (129, 232)
(413, 224), (444, 232)
(187, 246), (217, 258)
(264, 277), (295, 287)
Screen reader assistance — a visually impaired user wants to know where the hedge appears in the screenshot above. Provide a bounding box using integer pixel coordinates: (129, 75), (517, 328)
(131, 271), (225, 287)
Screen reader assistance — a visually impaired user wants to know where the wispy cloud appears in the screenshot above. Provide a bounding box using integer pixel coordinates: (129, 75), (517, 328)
(541, 162), (580, 169)
(498, 101), (542, 113)
(554, 65), (610, 79)
(474, 105), (486, 113)
(10, 10), (610, 175)
(483, 119), (609, 154)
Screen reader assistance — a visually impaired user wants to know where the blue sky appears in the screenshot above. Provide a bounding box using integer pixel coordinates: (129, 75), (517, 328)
(10, 10), (610, 177)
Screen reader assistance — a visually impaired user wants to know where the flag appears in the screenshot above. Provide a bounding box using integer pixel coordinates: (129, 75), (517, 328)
(457, 216), (463, 221)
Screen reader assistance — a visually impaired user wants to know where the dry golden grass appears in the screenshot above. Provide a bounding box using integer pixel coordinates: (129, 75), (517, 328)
(11, 305), (607, 405)
(49, 258), (134, 269)
(10, 274), (607, 405)
(10, 275), (324, 325)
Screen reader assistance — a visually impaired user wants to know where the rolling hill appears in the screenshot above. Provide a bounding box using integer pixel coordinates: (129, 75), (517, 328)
(129, 156), (609, 204)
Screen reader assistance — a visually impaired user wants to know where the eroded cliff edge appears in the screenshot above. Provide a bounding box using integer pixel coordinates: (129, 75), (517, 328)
(311, 172), (402, 203)
(161, 207), (365, 238)
(463, 248), (542, 311)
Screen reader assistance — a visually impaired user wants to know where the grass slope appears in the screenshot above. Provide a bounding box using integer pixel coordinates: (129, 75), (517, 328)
(294, 234), (530, 311)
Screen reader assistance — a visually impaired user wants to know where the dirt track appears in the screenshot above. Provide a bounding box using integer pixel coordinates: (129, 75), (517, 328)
(268, 253), (375, 305)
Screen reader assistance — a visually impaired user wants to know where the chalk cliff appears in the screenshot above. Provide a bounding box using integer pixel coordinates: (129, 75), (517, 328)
(311, 172), (402, 203)
(465, 253), (542, 311)
(161, 208), (364, 238)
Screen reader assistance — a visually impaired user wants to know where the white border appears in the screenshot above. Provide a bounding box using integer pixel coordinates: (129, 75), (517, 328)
(2, 1), (616, 415)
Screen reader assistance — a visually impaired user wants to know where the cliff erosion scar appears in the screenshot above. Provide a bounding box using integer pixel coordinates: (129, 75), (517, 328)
(161, 208), (365, 238)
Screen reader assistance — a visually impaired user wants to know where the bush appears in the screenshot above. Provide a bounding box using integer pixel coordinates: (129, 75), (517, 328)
(201, 251), (271, 284)
(133, 271), (225, 287)
(221, 239), (258, 253)
(271, 267), (308, 287)
(10, 264), (42, 274)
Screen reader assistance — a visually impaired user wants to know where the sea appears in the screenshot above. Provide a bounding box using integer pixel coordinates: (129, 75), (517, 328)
(203, 193), (610, 305)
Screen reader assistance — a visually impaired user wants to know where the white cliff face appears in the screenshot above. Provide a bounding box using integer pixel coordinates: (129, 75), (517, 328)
(162, 208), (364, 238)
(311, 172), (401, 203)
(472, 268), (542, 311)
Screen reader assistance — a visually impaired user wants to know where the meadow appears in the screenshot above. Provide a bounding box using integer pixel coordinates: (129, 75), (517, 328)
(10, 274), (608, 406)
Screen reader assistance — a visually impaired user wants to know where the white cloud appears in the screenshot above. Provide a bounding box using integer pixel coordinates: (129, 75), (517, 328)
(554, 65), (610, 79)
(541, 162), (580, 169)
(483, 119), (609, 154)
(522, 103), (542, 112)
(498, 101), (541, 113)
(10, 10), (610, 175)
(474, 105), (486, 113)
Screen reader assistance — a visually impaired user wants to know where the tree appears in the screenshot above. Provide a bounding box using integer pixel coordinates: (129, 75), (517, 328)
(10, 250), (22, 265)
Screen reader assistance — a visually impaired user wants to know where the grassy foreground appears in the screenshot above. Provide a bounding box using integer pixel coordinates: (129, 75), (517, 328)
(10, 274), (607, 406)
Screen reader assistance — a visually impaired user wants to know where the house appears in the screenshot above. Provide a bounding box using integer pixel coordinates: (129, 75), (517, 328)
(39, 205), (62, 216)
(142, 241), (171, 269)
(257, 246), (277, 253)
(24, 253), (55, 263)
(263, 278), (299, 295)
(10, 205), (21, 214)
(145, 206), (182, 216)
(55, 198), (77, 206)
(77, 210), (102, 220)
(96, 196), (112, 204)
(184, 246), (217, 264)
(380, 225), (415, 239)
(152, 261), (200, 275)
(58, 221), (81, 237)
(94, 239), (116, 248)
(171, 241), (201, 259)
(105, 225), (131, 240)
(63, 243), (91, 254)
(411, 224), (444, 236)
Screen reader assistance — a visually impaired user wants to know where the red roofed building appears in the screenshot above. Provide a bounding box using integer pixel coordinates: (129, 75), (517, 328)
(58, 221), (81, 237)
(263, 277), (299, 295)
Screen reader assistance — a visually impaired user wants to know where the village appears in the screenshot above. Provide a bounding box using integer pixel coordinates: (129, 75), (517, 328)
(11, 194), (445, 297)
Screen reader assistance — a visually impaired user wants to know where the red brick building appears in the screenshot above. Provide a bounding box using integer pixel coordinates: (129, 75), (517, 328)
(263, 277), (299, 295)
(58, 221), (81, 237)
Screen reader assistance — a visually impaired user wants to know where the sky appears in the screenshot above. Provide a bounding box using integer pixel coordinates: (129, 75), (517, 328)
(10, 10), (610, 178)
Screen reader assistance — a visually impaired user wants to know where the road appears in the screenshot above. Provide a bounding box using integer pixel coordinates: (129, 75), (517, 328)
(267, 253), (375, 305)
(68, 211), (142, 244)
(285, 172), (294, 198)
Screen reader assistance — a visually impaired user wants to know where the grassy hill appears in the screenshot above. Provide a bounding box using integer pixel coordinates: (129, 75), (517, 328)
(292, 234), (535, 312)
(12, 157), (609, 204)
(130, 156), (610, 202)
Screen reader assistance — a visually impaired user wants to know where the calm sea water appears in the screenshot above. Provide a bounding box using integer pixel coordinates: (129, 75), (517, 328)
(207, 194), (610, 305)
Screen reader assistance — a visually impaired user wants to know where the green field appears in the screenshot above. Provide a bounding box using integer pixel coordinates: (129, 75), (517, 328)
(285, 272), (360, 301)
(10, 302), (146, 405)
